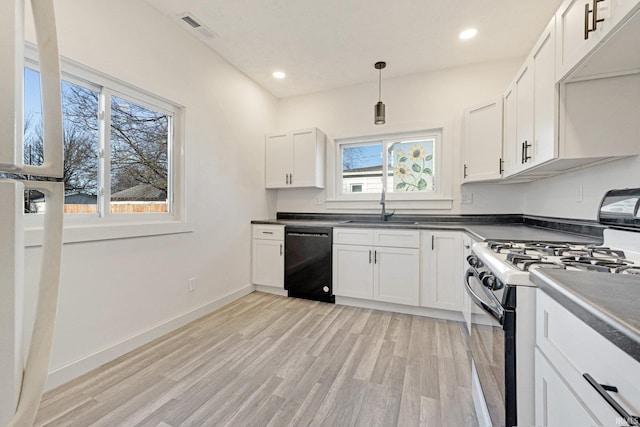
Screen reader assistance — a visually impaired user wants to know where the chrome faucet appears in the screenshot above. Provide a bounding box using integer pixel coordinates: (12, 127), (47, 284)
(380, 188), (395, 221)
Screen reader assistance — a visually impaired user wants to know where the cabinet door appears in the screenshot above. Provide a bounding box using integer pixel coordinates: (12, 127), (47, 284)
(374, 247), (419, 306)
(502, 85), (518, 177)
(462, 98), (503, 182)
(535, 349), (604, 427)
(265, 133), (291, 188)
(333, 244), (374, 299)
(555, 0), (640, 80)
(291, 129), (320, 188)
(421, 232), (463, 311)
(532, 19), (558, 168)
(251, 239), (284, 288)
(461, 235), (473, 332)
(515, 62), (534, 174)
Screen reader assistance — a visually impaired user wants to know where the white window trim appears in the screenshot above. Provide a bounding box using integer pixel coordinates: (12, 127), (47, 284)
(22, 43), (192, 244)
(326, 123), (453, 210)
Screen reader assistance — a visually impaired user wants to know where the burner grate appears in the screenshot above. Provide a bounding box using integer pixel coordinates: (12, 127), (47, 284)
(486, 241), (638, 274)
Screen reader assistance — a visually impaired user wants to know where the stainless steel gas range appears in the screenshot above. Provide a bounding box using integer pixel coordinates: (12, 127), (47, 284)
(465, 188), (640, 427)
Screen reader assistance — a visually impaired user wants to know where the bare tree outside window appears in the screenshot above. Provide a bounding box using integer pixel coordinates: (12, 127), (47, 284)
(109, 95), (169, 213)
(10, 67), (171, 214)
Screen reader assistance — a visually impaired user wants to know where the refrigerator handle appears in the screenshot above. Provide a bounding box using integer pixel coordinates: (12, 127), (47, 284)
(20, 0), (64, 178)
(9, 181), (64, 427)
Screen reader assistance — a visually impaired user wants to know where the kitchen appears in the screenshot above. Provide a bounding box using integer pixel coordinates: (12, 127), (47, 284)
(1, 0), (640, 426)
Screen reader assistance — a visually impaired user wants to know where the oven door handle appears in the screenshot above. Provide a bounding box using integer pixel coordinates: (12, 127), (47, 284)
(464, 268), (504, 324)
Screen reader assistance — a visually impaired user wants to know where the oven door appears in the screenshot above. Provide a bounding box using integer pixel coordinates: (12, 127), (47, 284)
(465, 267), (516, 427)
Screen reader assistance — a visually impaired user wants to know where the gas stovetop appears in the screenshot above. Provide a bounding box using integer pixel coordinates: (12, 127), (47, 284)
(485, 241), (640, 275)
(473, 228), (640, 286)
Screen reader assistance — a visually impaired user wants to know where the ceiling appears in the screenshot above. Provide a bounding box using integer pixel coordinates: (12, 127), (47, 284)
(144, 0), (564, 99)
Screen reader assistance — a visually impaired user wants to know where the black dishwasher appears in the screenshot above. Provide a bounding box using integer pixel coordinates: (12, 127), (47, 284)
(284, 226), (334, 303)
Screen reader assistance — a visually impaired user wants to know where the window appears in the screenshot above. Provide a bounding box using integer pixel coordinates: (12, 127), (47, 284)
(350, 183), (363, 193)
(14, 53), (181, 222)
(328, 127), (452, 210)
(339, 133), (438, 196)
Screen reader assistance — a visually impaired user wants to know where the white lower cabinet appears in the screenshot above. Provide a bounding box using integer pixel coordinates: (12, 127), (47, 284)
(461, 234), (478, 332)
(333, 228), (419, 306)
(421, 231), (463, 311)
(535, 348), (604, 426)
(333, 244), (374, 299)
(374, 246), (420, 306)
(535, 290), (640, 427)
(251, 225), (284, 288)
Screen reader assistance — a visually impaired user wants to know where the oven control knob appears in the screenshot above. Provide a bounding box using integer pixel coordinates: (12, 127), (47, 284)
(480, 271), (502, 290)
(466, 255), (483, 268)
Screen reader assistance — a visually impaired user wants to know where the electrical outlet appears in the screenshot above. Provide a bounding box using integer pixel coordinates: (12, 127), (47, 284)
(188, 278), (197, 292)
(315, 193), (325, 205)
(577, 184), (583, 203)
(461, 193), (473, 204)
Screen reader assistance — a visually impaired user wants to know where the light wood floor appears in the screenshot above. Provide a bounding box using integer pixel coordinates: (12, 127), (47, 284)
(35, 292), (478, 427)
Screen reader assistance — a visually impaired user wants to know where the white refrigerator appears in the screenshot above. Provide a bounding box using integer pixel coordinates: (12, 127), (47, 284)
(0, 1), (64, 425)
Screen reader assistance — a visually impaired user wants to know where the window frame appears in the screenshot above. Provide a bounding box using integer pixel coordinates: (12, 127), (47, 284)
(22, 43), (189, 243)
(327, 126), (453, 210)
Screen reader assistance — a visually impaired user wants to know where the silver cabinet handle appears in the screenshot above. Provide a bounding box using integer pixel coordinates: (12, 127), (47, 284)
(289, 173), (293, 184)
(374, 250), (377, 264)
(285, 173), (289, 184)
(369, 250), (372, 264)
(583, 373), (640, 426)
(584, 0), (605, 40)
(279, 243), (283, 256)
(584, 2), (591, 39)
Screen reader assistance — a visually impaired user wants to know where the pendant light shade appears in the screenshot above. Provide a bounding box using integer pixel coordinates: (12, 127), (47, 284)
(374, 101), (385, 125)
(374, 61), (386, 125)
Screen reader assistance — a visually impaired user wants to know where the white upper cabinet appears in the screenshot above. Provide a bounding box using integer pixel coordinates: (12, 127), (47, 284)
(501, 10), (639, 180)
(503, 18), (557, 178)
(265, 127), (326, 189)
(462, 98), (504, 182)
(556, 0), (640, 80)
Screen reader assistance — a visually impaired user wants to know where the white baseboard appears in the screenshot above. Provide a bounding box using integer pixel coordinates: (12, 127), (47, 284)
(335, 296), (464, 322)
(254, 285), (287, 297)
(45, 284), (255, 391)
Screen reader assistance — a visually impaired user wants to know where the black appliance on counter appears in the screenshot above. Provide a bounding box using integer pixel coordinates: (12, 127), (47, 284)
(284, 226), (334, 303)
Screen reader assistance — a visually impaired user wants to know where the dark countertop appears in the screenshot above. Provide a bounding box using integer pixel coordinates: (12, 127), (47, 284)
(531, 269), (640, 363)
(463, 224), (600, 244)
(251, 219), (602, 244)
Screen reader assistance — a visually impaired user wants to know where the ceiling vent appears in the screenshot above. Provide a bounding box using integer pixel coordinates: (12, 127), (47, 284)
(177, 12), (216, 39)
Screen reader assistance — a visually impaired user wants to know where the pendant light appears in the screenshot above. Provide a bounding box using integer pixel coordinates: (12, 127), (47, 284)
(374, 61), (386, 125)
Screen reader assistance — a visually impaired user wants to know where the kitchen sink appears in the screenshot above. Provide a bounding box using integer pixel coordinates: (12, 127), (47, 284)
(342, 220), (421, 226)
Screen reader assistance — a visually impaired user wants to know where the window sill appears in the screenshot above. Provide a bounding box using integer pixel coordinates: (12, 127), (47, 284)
(25, 220), (194, 247)
(325, 198), (453, 210)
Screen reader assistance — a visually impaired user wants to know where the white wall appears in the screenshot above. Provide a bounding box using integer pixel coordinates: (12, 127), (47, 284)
(275, 60), (528, 215)
(523, 155), (640, 220)
(23, 0), (277, 389)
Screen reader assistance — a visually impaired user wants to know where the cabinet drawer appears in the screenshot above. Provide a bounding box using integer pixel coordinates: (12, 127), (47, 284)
(536, 290), (640, 423)
(374, 229), (420, 248)
(333, 228), (374, 245)
(252, 224), (284, 240)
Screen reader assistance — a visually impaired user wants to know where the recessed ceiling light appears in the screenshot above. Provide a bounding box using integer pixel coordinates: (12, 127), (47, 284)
(459, 28), (478, 40)
(272, 71), (286, 79)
